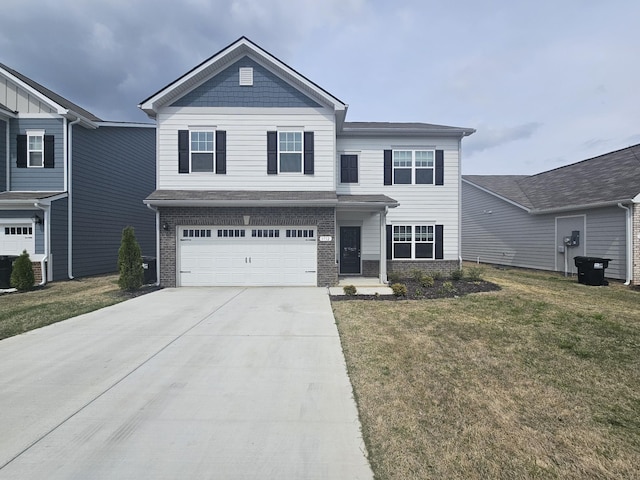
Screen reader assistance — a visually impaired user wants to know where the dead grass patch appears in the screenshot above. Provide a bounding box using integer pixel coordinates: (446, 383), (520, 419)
(0, 275), (147, 340)
(333, 266), (640, 479)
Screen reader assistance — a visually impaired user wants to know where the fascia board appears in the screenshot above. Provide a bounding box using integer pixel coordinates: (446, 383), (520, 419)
(530, 199), (635, 215)
(143, 199), (339, 208)
(462, 178), (530, 212)
(339, 127), (475, 138)
(0, 65), (68, 115)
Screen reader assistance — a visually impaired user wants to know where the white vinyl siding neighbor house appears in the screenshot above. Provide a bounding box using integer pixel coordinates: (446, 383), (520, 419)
(140, 37), (474, 287)
(462, 144), (640, 284)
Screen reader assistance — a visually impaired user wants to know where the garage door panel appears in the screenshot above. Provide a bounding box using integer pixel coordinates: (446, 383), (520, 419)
(178, 226), (317, 286)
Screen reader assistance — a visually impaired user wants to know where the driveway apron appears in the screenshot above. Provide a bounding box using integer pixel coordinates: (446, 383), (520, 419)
(0, 287), (372, 479)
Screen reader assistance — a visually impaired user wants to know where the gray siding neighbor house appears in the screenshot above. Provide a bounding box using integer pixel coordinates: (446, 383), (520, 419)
(0, 63), (156, 283)
(140, 37), (474, 287)
(462, 144), (640, 284)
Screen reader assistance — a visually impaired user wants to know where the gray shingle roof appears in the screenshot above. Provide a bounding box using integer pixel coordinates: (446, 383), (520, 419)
(0, 191), (66, 201)
(0, 102), (16, 115)
(0, 63), (101, 122)
(464, 144), (640, 212)
(341, 121), (475, 137)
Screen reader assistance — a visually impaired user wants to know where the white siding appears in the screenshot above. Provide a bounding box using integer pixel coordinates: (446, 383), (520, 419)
(337, 136), (461, 260)
(157, 107), (336, 191)
(0, 76), (56, 114)
(336, 211), (381, 261)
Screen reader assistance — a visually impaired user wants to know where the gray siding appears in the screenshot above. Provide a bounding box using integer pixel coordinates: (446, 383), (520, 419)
(0, 119), (6, 191)
(462, 182), (554, 270)
(50, 197), (68, 280)
(171, 56), (322, 108)
(462, 182), (628, 280)
(71, 125), (156, 277)
(9, 117), (64, 191)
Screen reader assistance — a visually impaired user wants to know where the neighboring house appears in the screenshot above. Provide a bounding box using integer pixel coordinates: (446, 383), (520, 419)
(0, 63), (156, 283)
(140, 37), (474, 287)
(462, 144), (640, 283)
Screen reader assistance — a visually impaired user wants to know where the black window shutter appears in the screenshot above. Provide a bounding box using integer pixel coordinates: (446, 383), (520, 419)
(215, 130), (226, 174)
(44, 135), (55, 168)
(435, 149), (444, 185)
(383, 150), (392, 185)
(17, 135), (27, 168)
(178, 130), (189, 174)
(304, 131), (314, 174)
(386, 225), (392, 260)
(435, 224), (444, 259)
(267, 131), (277, 174)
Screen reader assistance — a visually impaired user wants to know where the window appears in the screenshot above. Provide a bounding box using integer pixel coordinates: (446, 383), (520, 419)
(252, 229), (280, 238)
(393, 150), (434, 184)
(4, 226), (33, 235)
(190, 131), (214, 172)
(183, 229), (212, 238)
(218, 229), (245, 238)
(340, 154), (358, 183)
(286, 229), (314, 238)
(27, 130), (44, 168)
(279, 131), (302, 172)
(392, 225), (434, 259)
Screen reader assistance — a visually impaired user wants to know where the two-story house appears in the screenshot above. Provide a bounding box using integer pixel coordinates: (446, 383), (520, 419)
(0, 63), (156, 284)
(140, 37), (474, 287)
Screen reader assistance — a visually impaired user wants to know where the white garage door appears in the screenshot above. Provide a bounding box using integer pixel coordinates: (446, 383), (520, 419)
(178, 226), (317, 286)
(0, 222), (35, 256)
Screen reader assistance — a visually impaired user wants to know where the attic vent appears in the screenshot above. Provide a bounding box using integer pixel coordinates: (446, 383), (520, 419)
(239, 67), (253, 86)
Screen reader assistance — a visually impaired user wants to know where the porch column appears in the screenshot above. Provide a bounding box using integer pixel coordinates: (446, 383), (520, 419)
(380, 207), (387, 284)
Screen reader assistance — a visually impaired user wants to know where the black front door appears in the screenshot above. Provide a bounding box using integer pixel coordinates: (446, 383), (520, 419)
(340, 226), (361, 274)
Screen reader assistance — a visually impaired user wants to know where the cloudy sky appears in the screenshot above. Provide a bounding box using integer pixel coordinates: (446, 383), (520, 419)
(1, 0), (639, 175)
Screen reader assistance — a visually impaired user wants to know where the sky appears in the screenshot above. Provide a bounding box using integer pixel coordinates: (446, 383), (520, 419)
(1, 0), (639, 175)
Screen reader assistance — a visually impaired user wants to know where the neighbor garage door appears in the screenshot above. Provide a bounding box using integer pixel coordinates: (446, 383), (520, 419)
(178, 226), (317, 286)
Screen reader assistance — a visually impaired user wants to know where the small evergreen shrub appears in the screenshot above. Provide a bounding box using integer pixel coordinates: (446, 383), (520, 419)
(414, 287), (424, 298)
(420, 275), (435, 288)
(450, 268), (464, 281)
(387, 272), (402, 284)
(410, 269), (425, 282)
(343, 284), (357, 296)
(432, 271), (443, 280)
(466, 266), (484, 281)
(439, 281), (456, 295)
(391, 283), (407, 297)
(10, 250), (35, 291)
(118, 226), (144, 291)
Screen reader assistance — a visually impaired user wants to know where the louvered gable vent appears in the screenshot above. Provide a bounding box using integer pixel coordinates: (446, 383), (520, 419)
(239, 67), (253, 86)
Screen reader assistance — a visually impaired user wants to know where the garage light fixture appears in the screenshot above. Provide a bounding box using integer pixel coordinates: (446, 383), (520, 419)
(32, 214), (43, 225)
(162, 222), (169, 231)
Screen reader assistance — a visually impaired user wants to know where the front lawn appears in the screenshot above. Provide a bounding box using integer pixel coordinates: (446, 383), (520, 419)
(333, 266), (640, 479)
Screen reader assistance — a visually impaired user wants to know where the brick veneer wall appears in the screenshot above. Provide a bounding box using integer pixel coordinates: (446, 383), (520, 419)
(158, 206), (337, 287)
(634, 204), (639, 285)
(361, 260), (380, 277)
(31, 262), (42, 285)
(387, 260), (460, 277)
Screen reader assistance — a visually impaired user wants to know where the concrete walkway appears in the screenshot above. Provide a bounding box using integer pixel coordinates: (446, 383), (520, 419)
(0, 287), (372, 479)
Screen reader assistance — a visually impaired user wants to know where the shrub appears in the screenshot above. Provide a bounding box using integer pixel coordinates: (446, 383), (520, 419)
(387, 272), (403, 284)
(391, 283), (407, 298)
(450, 268), (464, 281)
(118, 226), (144, 291)
(420, 275), (434, 288)
(10, 250), (35, 291)
(439, 281), (456, 295)
(414, 287), (424, 298)
(410, 269), (425, 282)
(466, 266), (484, 281)
(343, 284), (357, 296)
(432, 271), (443, 280)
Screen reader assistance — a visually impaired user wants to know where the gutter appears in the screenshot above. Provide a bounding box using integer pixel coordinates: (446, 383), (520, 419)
(143, 199), (340, 208)
(617, 203), (633, 285)
(67, 117), (82, 279)
(529, 199), (634, 215)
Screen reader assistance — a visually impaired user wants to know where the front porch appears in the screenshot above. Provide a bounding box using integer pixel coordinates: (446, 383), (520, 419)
(328, 276), (393, 296)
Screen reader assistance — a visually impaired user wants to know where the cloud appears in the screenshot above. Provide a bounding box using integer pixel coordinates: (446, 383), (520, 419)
(465, 122), (543, 155)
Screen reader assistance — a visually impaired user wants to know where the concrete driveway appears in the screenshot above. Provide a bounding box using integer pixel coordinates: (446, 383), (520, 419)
(0, 287), (372, 479)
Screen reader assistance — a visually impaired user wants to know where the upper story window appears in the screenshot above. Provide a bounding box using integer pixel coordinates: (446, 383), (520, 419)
(27, 130), (44, 168)
(384, 149), (442, 186)
(393, 150), (434, 184)
(279, 131), (303, 172)
(267, 131), (314, 175)
(340, 154), (358, 183)
(190, 131), (214, 172)
(178, 129), (226, 174)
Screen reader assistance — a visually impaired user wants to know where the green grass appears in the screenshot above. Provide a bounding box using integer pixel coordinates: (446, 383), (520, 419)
(0, 274), (128, 340)
(333, 265), (640, 479)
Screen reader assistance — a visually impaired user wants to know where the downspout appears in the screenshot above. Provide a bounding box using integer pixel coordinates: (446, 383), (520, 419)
(458, 137), (463, 268)
(146, 203), (160, 286)
(67, 117), (82, 279)
(5, 118), (9, 191)
(617, 203), (632, 285)
(380, 206), (388, 284)
(34, 202), (49, 286)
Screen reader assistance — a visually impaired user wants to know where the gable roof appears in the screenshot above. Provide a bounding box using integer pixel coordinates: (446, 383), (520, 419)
(464, 143), (640, 213)
(139, 36), (347, 123)
(0, 63), (101, 124)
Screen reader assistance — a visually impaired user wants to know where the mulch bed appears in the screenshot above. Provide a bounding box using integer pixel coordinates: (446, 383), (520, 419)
(331, 278), (501, 301)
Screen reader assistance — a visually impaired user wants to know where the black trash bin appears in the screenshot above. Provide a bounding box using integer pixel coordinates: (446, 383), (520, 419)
(142, 256), (157, 285)
(574, 256), (611, 286)
(0, 256), (18, 289)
